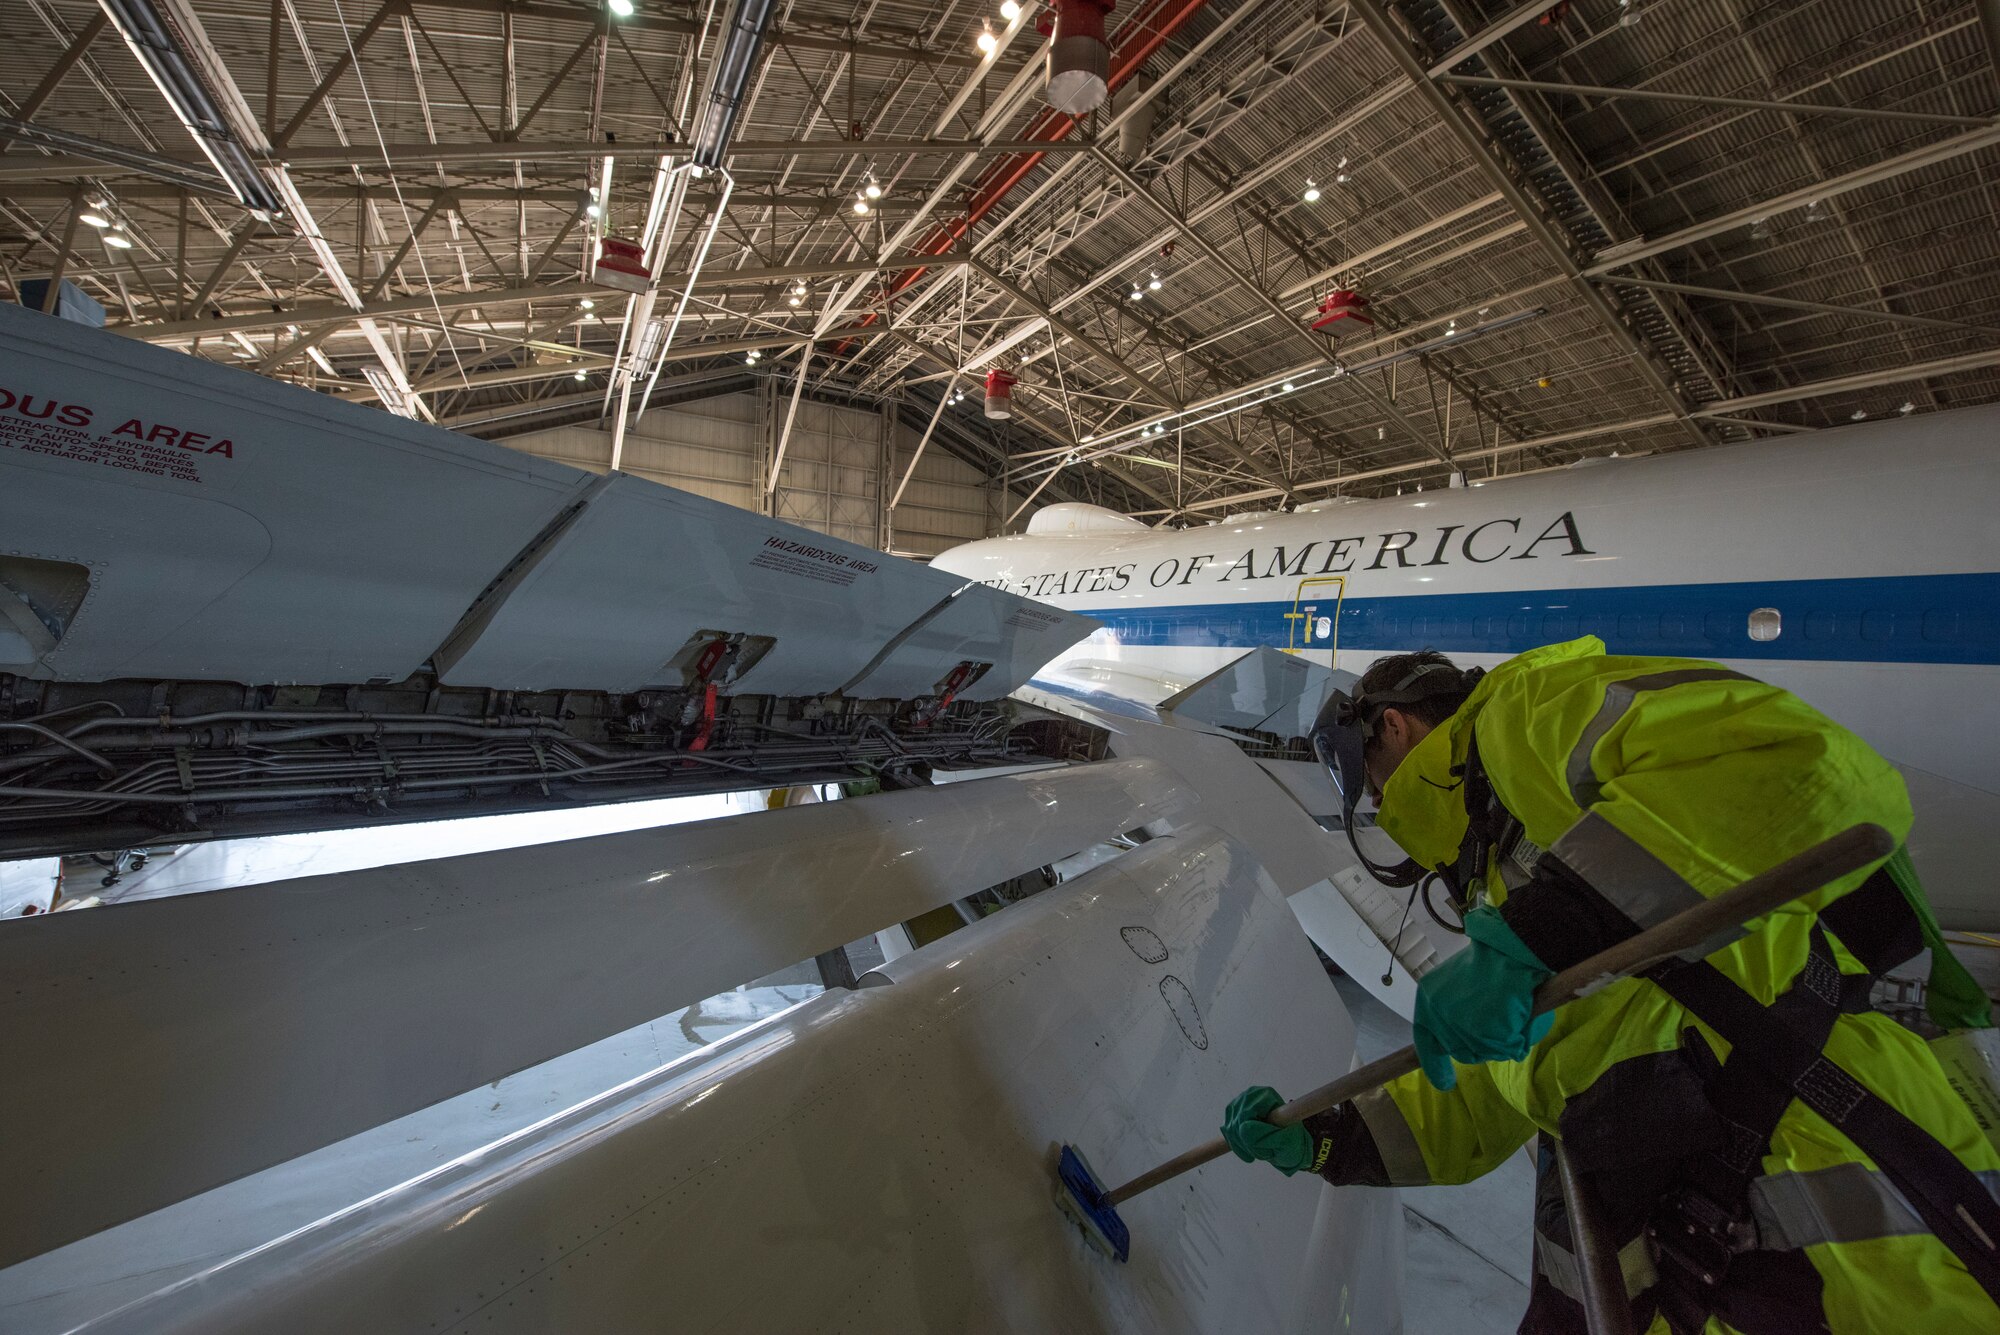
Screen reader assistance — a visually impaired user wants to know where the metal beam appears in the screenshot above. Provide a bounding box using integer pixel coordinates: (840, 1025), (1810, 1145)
(41, 188), (84, 313)
(0, 120), (234, 196)
(265, 137), (1105, 169)
(1092, 147), (1449, 467)
(1277, 192), (1504, 299)
(184, 224), (263, 317)
(272, 0), (407, 151)
(362, 192), (450, 302)
(128, 255), (950, 341)
(507, 23), (603, 140)
(1349, 0), (1707, 450)
(1585, 124), (2000, 276)
(888, 379), (958, 512)
(1601, 275), (2000, 338)
(970, 261), (1174, 405)
(1691, 349), (2000, 416)
(1979, 0), (2000, 98)
(407, 0), (983, 68)
(1163, 412), (1686, 515)
(1436, 73), (1995, 129)
(1425, 2), (1555, 77)
(0, 11), (109, 152)
(345, 324), (892, 404)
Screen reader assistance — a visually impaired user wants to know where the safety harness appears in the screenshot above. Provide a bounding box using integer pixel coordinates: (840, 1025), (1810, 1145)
(1447, 735), (2000, 1326)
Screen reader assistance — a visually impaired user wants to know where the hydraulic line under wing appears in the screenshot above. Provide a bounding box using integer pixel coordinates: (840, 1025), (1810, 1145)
(0, 303), (1100, 854)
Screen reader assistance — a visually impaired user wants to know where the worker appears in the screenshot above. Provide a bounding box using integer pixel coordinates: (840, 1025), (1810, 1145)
(1222, 638), (2000, 1333)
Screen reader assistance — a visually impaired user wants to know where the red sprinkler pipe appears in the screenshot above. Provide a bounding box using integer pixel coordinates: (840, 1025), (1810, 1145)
(844, 0), (1211, 345)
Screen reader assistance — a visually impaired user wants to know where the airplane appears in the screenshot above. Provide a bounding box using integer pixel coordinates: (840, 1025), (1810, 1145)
(0, 299), (1409, 1330)
(930, 405), (2000, 929)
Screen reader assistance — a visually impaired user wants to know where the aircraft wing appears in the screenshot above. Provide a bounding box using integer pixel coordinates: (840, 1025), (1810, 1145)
(61, 825), (1399, 1335)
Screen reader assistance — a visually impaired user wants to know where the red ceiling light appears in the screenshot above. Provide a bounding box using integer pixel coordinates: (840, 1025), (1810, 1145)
(984, 368), (1019, 419)
(1310, 288), (1373, 332)
(593, 236), (652, 293)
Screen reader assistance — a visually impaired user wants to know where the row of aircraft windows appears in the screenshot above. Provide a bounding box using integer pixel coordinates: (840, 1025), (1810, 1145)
(1124, 606), (1975, 647)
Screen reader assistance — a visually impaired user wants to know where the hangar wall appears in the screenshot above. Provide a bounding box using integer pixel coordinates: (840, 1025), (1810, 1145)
(500, 391), (1009, 559)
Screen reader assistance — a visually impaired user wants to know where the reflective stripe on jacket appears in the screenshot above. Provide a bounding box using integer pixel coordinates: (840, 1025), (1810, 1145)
(1351, 637), (2000, 1333)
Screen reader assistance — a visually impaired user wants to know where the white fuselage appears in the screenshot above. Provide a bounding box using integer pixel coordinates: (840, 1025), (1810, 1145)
(933, 406), (2000, 926)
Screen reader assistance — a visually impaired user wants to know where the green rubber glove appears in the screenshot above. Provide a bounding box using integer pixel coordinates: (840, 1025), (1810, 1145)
(1412, 906), (1555, 1091)
(1221, 1085), (1313, 1175)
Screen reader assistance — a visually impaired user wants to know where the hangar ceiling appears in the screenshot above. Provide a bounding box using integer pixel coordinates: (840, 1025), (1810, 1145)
(3, 0), (1997, 526)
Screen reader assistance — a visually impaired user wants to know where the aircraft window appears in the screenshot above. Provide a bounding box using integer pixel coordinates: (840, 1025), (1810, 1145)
(1705, 611), (1736, 641)
(0, 555), (90, 664)
(1748, 608), (1782, 642)
(1923, 610), (1960, 643)
(1619, 613), (1655, 641)
(1804, 610), (1838, 641)
(1862, 611), (1897, 642)
(1314, 616), (1332, 640)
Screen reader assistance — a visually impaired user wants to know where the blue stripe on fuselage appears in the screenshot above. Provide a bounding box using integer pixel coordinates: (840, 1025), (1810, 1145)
(1076, 573), (2000, 665)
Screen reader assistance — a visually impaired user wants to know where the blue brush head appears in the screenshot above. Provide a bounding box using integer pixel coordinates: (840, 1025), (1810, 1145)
(1055, 1144), (1130, 1263)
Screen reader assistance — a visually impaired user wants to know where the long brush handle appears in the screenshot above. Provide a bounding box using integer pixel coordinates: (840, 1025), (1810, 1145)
(1103, 822), (1893, 1207)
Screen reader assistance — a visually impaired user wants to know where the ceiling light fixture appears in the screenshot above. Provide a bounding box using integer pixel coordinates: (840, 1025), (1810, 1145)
(1805, 198), (1829, 224)
(607, 0), (634, 14)
(1128, 286), (1144, 301)
(103, 232), (134, 248)
(864, 179), (883, 200)
(1282, 381), (1295, 392)
(1899, 401), (1916, 415)
(1748, 216), (1772, 241)
(97, 0), (284, 215)
(853, 196), (870, 215)
(690, 0), (778, 169)
(977, 21), (998, 54)
(1851, 409), (1867, 421)
(574, 368), (587, 380)
(1148, 272), (1162, 290)
(1000, 0), (1021, 17)
(580, 297), (595, 310)
(80, 211), (112, 228)
(1334, 156), (1349, 185)
(1302, 179), (1321, 203)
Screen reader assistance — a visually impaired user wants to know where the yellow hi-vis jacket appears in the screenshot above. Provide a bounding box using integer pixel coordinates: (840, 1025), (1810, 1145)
(1346, 637), (1999, 1333)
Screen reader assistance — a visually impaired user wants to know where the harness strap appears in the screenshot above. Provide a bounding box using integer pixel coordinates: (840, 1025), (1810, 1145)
(1650, 953), (2000, 1303)
(1816, 865), (1925, 981)
(1676, 928), (1847, 1221)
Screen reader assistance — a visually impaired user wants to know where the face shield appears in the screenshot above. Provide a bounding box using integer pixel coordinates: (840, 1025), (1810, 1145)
(1310, 662), (1482, 890)
(1308, 688), (1373, 819)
